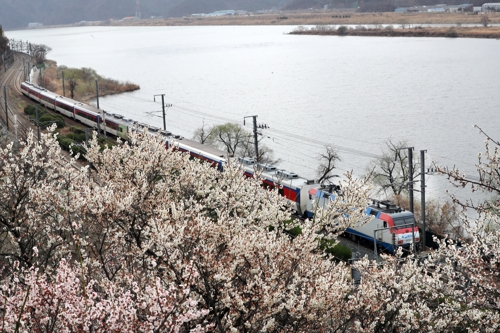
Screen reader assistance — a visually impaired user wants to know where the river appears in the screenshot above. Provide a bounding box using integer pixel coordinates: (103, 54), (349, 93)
(7, 25), (500, 202)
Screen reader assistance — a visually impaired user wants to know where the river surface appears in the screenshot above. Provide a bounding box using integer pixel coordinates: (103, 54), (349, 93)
(7, 25), (500, 202)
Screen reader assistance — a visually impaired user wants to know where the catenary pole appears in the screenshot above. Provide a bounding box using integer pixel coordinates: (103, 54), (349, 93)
(95, 80), (99, 109)
(161, 94), (165, 130)
(421, 149), (427, 251)
(408, 147), (414, 213)
(102, 111), (107, 138)
(243, 115), (259, 162)
(153, 94), (171, 131)
(62, 71), (65, 96)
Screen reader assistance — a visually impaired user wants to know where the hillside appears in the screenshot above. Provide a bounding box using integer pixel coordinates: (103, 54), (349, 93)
(0, 0), (181, 30)
(168, 0), (291, 16)
(0, 0), (291, 30)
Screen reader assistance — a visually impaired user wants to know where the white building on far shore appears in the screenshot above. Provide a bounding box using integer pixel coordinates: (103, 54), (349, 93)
(28, 22), (43, 28)
(482, 3), (500, 12)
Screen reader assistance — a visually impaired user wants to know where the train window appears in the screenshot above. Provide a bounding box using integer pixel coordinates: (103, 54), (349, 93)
(383, 221), (387, 228)
(404, 217), (417, 227)
(278, 188), (284, 196)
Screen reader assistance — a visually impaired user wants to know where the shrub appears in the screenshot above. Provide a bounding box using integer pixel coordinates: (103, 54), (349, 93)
(70, 144), (87, 156)
(445, 27), (459, 38)
(385, 25), (394, 31)
(38, 114), (54, 123)
(38, 114), (65, 128)
(320, 239), (352, 261)
(70, 126), (85, 134)
(285, 226), (302, 237)
(337, 26), (348, 35)
(24, 105), (36, 115)
(57, 136), (74, 150)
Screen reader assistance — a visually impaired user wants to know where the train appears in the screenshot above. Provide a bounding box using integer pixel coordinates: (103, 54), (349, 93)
(21, 81), (420, 254)
(307, 186), (420, 253)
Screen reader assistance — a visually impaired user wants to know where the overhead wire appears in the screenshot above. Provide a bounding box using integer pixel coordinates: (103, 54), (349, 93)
(94, 93), (483, 187)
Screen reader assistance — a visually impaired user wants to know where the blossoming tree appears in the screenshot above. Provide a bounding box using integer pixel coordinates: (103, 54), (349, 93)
(0, 126), (498, 332)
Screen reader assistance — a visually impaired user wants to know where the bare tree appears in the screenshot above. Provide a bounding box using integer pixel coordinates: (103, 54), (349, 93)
(192, 121), (213, 145)
(317, 146), (341, 184)
(241, 141), (280, 165)
(68, 79), (78, 99)
(480, 15), (491, 27)
(32, 44), (52, 65)
(369, 139), (419, 196)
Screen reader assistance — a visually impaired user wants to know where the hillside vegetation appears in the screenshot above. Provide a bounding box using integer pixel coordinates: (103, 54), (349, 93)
(0, 25), (8, 69)
(38, 60), (140, 103)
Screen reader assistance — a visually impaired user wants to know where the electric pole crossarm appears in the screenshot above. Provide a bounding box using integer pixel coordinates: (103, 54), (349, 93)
(153, 94), (172, 131)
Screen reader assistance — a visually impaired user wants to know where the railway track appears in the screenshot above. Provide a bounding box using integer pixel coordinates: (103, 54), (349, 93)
(0, 52), (32, 139)
(0, 52), (102, 183)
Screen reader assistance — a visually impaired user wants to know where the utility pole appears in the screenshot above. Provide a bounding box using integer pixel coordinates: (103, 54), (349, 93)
(102, 111), (107, 138)
(408, 147), (414, 213)
(3, 86), (8, 130)
(95, 79), (99, 109)
(153, 94), (172, 131)
(14, 114), (18, 143)
(85, 128), (92, 181)
(62, 71), (65, 96)
(421, 149), (427, 252)
(244, 115), (259, 162)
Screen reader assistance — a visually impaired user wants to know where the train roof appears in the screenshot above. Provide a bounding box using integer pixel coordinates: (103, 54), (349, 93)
(365, 199), (414, 218)
(24, 82), (99, 114)
(237, 156), (315, 189)
(177, 138), (227, 158)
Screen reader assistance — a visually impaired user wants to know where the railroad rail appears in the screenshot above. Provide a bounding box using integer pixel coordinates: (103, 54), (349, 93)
(0, 51), (32, 140)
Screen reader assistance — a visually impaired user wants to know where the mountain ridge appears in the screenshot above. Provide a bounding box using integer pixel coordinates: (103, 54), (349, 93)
(0, 0), (292, 30)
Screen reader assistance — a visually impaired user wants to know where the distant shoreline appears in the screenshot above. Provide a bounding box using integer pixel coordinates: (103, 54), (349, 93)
(289, 26), (500, 39)
(113, 12), (500, 28)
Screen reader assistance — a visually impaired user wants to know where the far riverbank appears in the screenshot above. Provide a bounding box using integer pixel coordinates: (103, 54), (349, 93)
(14, 12), (500, 31)
(112, 12), (500, 28)
(289, 25), (500, 39)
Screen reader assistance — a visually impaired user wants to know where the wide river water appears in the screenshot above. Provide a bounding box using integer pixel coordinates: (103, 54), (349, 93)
(7, 25), (500, 202)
